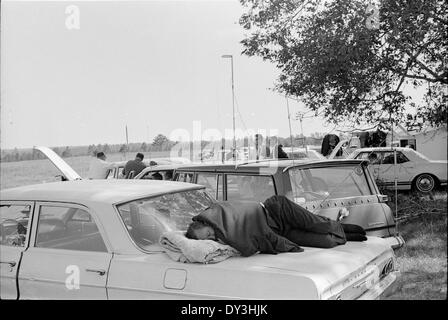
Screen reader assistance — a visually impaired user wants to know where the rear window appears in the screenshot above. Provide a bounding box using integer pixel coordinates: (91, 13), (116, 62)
(116, 189), (214, 251)
(288, 166), (372, 202)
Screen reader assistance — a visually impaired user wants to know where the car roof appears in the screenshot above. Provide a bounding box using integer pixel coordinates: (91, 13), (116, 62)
(353, 147), (412, 152)
(176, 159), (366, 173)
(138, 164), (183, 173)
(0, 179), (204, 205)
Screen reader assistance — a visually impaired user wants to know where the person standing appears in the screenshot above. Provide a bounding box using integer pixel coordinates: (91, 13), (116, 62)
(277, 144), (289, 159)
(122, 153), (147, 178)
(87, 152), (114, 179)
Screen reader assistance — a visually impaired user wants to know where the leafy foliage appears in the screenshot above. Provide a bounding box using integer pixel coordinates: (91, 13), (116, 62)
(239, 0), (447, 129)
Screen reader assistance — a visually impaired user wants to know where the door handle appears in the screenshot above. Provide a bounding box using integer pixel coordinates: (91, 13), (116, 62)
(86, 268), (106, 276)
(0, 261), (17, 267)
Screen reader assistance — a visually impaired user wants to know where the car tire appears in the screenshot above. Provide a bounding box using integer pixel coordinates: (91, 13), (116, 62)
(413, 174), (437, 193)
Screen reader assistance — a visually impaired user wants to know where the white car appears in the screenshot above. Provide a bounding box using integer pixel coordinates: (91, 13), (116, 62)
(281, 147), (325, 160)
(0, 150), (399, 300)
(1, 179), (398, 300)
(348, 147), (447, 193)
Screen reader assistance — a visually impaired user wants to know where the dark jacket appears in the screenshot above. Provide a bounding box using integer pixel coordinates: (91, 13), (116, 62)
(193, 201), (303, 257)
(123, 159), (146, 178)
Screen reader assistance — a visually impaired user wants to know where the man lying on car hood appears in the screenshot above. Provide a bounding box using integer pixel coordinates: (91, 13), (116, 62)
(186, 195), (367, 257)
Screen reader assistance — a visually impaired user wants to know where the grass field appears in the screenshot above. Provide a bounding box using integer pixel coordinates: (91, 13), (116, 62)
(0, 156), (446, 299)
(0, 151), (170, 190)
(382, 192), (447, 300)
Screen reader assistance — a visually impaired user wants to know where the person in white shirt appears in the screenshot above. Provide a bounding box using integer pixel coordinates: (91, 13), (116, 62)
(87, 152), (113, 179)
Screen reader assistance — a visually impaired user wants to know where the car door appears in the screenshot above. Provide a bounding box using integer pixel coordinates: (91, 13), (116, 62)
(0, 201), (34, 299)
(18, 202), (113, 299)
(377, 151), (412, 188)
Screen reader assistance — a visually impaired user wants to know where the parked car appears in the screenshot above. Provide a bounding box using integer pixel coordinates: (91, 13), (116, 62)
(106, 158), (191, 179)
(281, 147), (325, 160)
(173, 159), (404, 249)
(134, 164), (182, 180)
(347, 147), (447, 193)
(1, 179), (398, 299)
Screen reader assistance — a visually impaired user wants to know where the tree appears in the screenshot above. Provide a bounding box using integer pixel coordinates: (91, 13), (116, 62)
(87, 144), (96, 156)
(140, 142), (148, 152)
(152, 134), (171, 151)
(103, 144), (111, 154)
(119, 144), (128, 153)
(239, 0), (447, 128)
(62, 146), (72, 158)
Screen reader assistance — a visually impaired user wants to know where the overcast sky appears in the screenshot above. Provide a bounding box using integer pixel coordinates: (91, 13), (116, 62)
(0, 0), (424, 149)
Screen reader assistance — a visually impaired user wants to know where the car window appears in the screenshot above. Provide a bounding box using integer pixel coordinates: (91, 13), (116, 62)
(356, 152), (381, 164)
(0, 204), (32, 247)
(196, 173), (218, 198)
(288, 166), (372, 202)
(216, 174), (224, 201)
(116, 189), (215, 250)
(106, 168), (116, 179)
(382, 151), (409, 164)
(140, 170), (173, 180)
(176, 172), (194, 183)
(35, 205), (107, 252)
(226, 175), (276, 202)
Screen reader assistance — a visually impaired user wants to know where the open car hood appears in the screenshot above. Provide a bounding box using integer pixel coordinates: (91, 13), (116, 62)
(34, 146), (82, 181)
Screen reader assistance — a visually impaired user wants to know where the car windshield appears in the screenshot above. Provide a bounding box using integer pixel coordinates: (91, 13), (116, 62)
(116, 189), (214, 251)
(288, 165), (372, 203)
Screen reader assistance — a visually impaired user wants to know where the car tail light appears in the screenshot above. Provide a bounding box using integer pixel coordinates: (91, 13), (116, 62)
(381, 258), (395, 277)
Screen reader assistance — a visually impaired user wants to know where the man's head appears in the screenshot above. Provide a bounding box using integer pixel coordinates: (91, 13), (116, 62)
(135, 153), (144, 161)
(185, 221), (216, 240)
(96, 152), (106, 160)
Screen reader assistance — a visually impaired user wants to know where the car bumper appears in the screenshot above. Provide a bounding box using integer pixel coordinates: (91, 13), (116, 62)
(356, 271), (399, 300)
(383, 234), (405, 250)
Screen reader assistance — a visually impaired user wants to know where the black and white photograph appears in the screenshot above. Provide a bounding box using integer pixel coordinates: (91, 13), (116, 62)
(0, 0), (446, 306)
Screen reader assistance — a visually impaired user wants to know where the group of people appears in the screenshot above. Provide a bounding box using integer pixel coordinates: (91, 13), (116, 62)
(87, 152), (149, 179)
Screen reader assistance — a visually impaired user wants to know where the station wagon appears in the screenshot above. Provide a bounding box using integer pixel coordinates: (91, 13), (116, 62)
(173, 159), (404, 249)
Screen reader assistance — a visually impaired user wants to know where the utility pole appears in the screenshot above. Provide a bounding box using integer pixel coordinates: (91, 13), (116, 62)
(125, 125), (129, 159)
(296, 112), (305, 148)
(222, 54), (236, 163)
(286, 97), (294, 152)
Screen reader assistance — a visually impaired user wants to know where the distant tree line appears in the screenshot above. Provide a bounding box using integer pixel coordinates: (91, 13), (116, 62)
(0, 134), (178, 163)
(1, 133), (328, 163)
